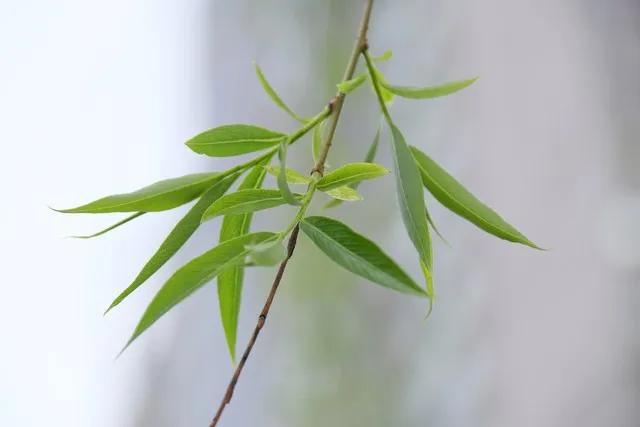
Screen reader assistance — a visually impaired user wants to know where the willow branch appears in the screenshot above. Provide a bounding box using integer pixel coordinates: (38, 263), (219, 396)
(210, 1), (375, 425)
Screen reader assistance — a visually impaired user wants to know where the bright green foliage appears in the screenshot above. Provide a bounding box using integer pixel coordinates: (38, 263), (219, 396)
(411, 146), (539, 248)
(217, 163), (268, 361)
(186, 124), (285, 157)
(371, 67), (395, 104)
(325, 124), (381, 209)
(316, 162), (388, 191)
(59, 36), (539, 360)
(57, 172), (222, 213)
(311, 121), (323, 164)
(124, 232), (277, 350)
(382, 77), (478, 99)
(337, 74), (368, 94)
(202, 189), (303, 220)
(254, 62), (308, 123)
(301, 216), (426, 296)
(106, 174), (239, 313)
(372, 49), (393, 62)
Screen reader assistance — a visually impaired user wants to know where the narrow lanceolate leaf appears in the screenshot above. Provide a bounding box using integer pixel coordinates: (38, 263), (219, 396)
(202, 189), (302, 221)
(218, 163), (268, 361)
(186, 124), (285, 157)
(337, 74), (368, 94)
(410, 146), (539, 248)
(123, 232), (277, 350)
(254, 62), (308, 123)
(56, 172), (221, 213)
(106, 174), (239, 313)
(389, 124), (433, 268)
(316, 162), (388, 191)
(324, 186), (362, 201)
(325, 124), (380, 209)
(381, 77), (478, 100)
(300, 216), (426, 297)
(264, 165), (311, 184)
(312, 121), (324, 165)
(425, 208), (449, 246)
(372, 49), (393, 62)
(277, 138), (301, 205)
(71, 212), (145, 239)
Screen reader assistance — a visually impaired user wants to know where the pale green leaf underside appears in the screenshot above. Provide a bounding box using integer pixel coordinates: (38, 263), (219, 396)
(265, 165), (311, 184)
(106, 174), (239, 313)
(56, 172), (221, 214)
(254, 62), (308, 123)
(218, 163), (268, 361)
(410, 146), (539, 249)
(186, 124), (285, 157)
(389, 124), (432, 268)
(316, 162), (388, 191)
(300, 216), (425, 297)
(202, 188), (303, 221)
(124, 232), (277, 351)
(324, 186), (362, 201)
(382, 77), (478, 100)
(71, 212), (145, 239)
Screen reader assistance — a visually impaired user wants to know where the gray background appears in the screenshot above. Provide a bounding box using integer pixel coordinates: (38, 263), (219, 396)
(1, 0), (638, 425)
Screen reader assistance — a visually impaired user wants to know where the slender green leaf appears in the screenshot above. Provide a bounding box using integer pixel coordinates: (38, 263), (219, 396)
(56, 172), (222, 214)
(254, 62), (308, 123)
(325, 124), (381, 209)
(389, 124), (433, 268)
(264, 165), (311, 184)
(202, 189), (302, 221)
(123, 232), (277, 350)
(106, 174), (239, 313)
(337, 74), (368, 94)
(372, 50), (393, 62)
(316, 162), (388, 191)
(71, 212), (145, 239)
(300, 216), (425, 296)
(410, 146), (539, 248)
(324, 186), (362, 201)
(186, 124), (285, 157)
(382, 77), (478, 100)
(312, 121), (324, 165)
(277, 138), (302, 205)
(425, 208), (449, 246)
(217, 163), (268, 361)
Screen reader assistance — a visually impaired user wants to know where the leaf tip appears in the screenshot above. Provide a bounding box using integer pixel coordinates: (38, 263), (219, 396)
(424, 297), (434, 320)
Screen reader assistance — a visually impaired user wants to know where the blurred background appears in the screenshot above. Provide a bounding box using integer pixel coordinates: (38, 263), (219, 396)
(1, 0), (639, 425)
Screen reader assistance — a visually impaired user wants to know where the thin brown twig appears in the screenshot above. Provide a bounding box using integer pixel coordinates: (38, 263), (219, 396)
(210, 225), (300, 426)
(209, 1), (375, 425)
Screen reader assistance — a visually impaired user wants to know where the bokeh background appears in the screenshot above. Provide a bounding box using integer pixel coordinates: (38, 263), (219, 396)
(2, 0), (639, 425)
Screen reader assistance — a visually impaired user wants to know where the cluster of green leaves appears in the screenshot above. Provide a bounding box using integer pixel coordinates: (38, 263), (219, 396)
(58, 53), (538, 361)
